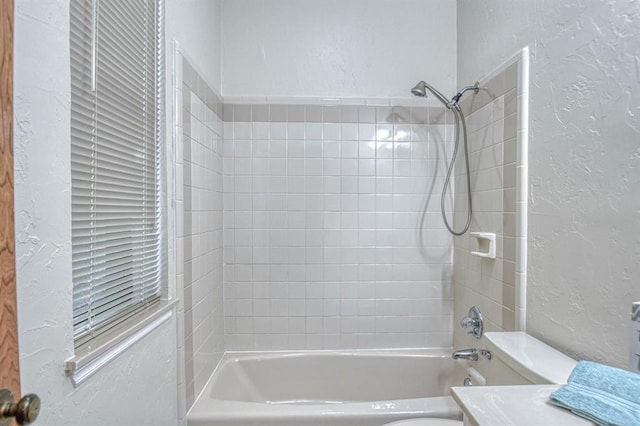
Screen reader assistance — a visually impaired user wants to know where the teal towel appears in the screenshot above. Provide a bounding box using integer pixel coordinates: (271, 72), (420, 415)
(550, 361), (640, 426)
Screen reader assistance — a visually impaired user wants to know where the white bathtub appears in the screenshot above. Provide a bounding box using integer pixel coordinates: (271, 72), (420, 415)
(188, 348), (467, 426)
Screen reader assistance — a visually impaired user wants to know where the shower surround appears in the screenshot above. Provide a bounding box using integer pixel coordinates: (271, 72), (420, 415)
(173, 52), (529, 415)
(454, 51), (529, 349)
(222, 101), (456, 350)
(175, 51), (225, 410)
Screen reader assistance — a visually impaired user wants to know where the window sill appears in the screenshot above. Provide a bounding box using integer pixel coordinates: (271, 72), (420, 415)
(65, 299), (177, 387)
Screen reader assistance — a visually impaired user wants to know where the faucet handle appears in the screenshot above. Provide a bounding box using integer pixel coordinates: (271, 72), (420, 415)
(460, 316), (478, 329)
(460, 306), (483, 339)
(477, 349), (492, 360)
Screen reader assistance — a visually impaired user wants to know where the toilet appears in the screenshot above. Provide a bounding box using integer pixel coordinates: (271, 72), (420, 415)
(382, 332), (577, 426)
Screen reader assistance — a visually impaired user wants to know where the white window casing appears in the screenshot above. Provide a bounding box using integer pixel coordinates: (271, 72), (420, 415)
(69, 0), (167, 372)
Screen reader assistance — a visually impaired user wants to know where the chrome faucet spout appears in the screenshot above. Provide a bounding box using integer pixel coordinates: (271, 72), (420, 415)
(452, 348), (492, 361)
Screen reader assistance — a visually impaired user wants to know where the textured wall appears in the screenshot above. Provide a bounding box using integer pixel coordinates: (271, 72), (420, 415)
(458, 0), (640, 367)
(13, 1), (178, 425)
(167, 0), (222, 91)
(221, 0), (456, 98)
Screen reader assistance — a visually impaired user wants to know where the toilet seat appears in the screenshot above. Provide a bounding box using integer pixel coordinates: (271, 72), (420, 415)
(382, 419), (463, 426)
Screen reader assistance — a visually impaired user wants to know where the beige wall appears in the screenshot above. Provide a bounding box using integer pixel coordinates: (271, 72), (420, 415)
(221, 0), (456, 98)
(167, 0), (222, 91)
(14, 2), (179, 425)
(458, 1), (640, 368)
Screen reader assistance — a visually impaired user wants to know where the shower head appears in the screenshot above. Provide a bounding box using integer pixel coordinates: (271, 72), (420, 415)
(411, 81), (427, 97)
(410, 80), (452, 108)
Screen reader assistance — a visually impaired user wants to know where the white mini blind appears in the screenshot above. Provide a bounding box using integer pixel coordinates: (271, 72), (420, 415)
(70, 0), (164, 346)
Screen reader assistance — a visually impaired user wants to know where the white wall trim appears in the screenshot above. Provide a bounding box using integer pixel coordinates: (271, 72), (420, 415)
(476, 46), (528, 90)
(515, 47), (529, 332)
(65, 301), (176, 387)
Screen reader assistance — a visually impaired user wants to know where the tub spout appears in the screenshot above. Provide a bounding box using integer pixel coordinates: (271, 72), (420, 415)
(452, 348), (492, 361)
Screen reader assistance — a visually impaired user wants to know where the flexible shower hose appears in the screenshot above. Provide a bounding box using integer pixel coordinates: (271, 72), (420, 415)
(441, 105), (473, 236)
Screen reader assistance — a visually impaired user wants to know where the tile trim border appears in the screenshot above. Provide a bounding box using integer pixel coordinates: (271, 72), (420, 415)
(223, 103), (450, 125)
(182, 58), (224, 119)
(515, 46), (530, 332)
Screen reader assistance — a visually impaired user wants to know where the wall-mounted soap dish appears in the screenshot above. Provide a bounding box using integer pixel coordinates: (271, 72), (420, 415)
(470, 232), (496, 259)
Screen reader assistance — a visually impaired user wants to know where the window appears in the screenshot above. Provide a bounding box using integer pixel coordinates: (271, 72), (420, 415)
(70, 0), (165, 347)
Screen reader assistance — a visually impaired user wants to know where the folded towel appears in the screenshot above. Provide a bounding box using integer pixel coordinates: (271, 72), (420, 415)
(550, 360), (640, 426)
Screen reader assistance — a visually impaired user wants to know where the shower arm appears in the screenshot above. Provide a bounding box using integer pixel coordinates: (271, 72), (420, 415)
(421, 81), (480, 109)
(451, 83), (480, 105)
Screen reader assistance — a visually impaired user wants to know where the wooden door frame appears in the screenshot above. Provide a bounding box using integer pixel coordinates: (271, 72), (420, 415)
(0, 0), (19, 397)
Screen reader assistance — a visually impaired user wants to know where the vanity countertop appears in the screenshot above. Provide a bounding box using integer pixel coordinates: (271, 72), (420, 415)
(451, 384), (596, 426)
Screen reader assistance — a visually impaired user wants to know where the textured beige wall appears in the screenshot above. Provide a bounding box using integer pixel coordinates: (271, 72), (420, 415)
(458, 0), (640, 368)
(14, 2), (178, 425)
(221, 0), (456, 98)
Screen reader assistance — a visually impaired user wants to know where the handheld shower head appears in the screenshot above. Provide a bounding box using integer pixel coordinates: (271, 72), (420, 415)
(410, 79), (478, 236)
(410, 80), (452, 107)
(411, 81), (427, 97)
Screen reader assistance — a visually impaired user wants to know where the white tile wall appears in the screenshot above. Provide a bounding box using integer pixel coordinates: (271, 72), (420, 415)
(183, 93), (224, 398)
(223, 105), (455, 350)
(454, 96), (510, 332)
(175, 55), (225, 408)
(453, 58), (526, 349)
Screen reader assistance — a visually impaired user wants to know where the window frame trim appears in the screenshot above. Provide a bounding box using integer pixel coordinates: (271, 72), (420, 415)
(65, 299), (176, 386)
(65, 0), (170, 385)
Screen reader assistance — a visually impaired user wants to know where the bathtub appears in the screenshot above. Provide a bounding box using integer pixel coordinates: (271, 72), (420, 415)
(188, 348), (467, 426)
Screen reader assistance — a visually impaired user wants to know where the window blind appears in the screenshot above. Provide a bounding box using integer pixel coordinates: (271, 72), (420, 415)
(70, 0), (164, 346)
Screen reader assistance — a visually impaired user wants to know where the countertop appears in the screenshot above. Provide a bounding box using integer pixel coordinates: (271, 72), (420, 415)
(451, 384), (596, 426)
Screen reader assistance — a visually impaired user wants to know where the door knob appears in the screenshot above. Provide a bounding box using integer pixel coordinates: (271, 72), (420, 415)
(0, 389), (40, 425)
